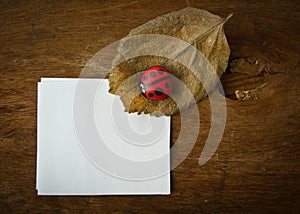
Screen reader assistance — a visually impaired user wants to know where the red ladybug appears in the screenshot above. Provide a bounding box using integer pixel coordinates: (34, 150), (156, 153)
(140, 66), (173, 100)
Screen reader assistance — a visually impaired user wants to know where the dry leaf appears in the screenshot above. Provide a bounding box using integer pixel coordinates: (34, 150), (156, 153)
(109, 7), (231, 116)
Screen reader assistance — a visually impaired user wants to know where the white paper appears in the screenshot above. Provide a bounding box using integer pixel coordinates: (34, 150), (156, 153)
(37, 78), (171, 195)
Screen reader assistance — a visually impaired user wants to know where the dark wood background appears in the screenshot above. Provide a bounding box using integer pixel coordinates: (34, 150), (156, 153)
(0, 0), (299, 213)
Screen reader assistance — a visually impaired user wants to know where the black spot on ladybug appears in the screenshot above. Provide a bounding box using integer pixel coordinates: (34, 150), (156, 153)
(150, 71), (156, 77)
(154, 88), (164, 96)
(148, 92), (154, 97)
(165, 82), (170, 88)
(144, 76), (148, 81)
(158, 69), (164, 74)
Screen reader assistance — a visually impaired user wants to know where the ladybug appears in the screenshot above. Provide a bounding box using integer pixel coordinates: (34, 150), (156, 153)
(140, 66), (173, 100)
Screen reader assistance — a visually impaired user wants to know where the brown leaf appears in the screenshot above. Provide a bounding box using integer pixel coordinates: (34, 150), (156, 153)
(109, 7), (231, 116)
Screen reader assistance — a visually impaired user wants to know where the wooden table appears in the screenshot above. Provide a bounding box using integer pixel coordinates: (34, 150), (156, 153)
(1, 0), (299, 212)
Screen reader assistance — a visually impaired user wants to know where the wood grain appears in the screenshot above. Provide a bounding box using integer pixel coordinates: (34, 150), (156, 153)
(0, 0), (299, 213)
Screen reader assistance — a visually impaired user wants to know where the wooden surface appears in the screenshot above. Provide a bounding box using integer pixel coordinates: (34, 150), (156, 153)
(0, 0), (299, 213)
